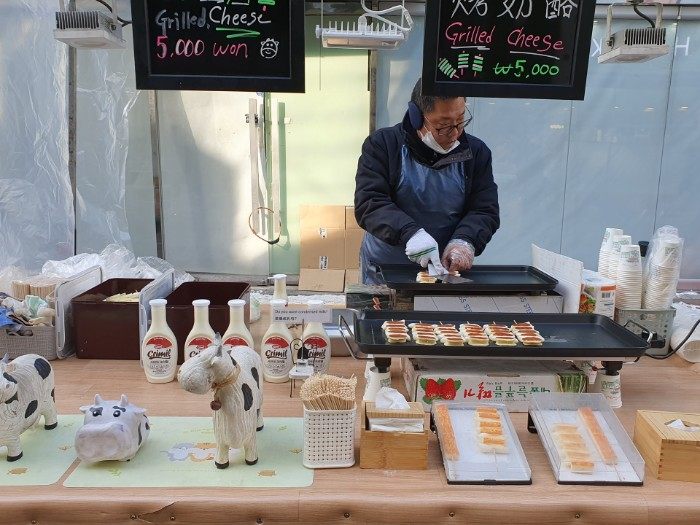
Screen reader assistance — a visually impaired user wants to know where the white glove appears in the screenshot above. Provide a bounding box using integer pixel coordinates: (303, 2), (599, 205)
(405, 229), (446, 272)
(442, 239), (475, 272)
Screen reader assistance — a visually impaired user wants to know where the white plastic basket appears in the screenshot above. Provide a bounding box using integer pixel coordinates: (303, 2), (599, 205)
(303, 406), (356, 469)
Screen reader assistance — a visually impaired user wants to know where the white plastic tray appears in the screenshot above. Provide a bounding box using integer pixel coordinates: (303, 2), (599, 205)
(433, 401), (531, 484)
(529, 393), (645, 485)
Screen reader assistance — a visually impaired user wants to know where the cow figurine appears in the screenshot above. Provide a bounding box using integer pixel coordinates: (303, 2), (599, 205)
(0, 353), (57, 461)
(178, 342), (263, 469)
(75, 394), (150, 462)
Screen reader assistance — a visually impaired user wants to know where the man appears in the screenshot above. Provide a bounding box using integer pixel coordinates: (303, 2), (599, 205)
(354, 78), (500, 284)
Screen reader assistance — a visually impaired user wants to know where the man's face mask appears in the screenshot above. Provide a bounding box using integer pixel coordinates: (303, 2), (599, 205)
(419, 129), (460, 155)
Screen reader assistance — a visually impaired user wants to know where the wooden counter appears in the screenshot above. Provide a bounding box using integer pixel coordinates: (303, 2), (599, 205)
(2, 313), (700, 524)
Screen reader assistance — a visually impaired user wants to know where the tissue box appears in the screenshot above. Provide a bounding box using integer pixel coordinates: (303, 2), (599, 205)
(633, 410), (700, 483)
(365, 401), (425, 432)
(359, 402), (429, 470)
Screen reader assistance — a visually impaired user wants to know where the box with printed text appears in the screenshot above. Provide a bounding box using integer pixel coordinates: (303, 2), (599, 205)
(299, 228), (345, 270)
(403, 358), (586, 412)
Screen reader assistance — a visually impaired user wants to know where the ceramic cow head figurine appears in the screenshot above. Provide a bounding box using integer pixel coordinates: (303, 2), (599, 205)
(0, 353), (57, 461)
(178, 342), (263, 469)
(75, 394), (150, 462)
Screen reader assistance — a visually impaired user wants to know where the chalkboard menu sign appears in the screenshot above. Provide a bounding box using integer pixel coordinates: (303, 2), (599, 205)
(130, 0), (305, 92)
(422, 0), (595, 100)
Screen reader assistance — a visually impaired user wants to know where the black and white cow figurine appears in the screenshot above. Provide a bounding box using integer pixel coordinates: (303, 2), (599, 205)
(75, 394), (150, 462)
(178, 342), (263, 469)
(0, 353), (57, 461)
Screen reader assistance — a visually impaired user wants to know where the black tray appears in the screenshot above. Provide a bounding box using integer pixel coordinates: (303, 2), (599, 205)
(377, 264), (558, 293)
(340, 310), (649, 361)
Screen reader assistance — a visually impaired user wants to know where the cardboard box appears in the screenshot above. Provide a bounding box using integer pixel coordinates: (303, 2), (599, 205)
(345, 269), (361, 288)
(299, 205), (346, 231)
(580, 269), (616, 319)
(344, 228), (364, 269)
(412, 292), (564, 313)
(300, 228), (345, 270)
(403, 358), (587, 412)
(298, 269), (346, 293)
(346, 206), (360, 229)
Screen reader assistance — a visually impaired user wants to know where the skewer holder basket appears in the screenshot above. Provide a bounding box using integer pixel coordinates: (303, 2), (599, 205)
(303, 406), (356, 469)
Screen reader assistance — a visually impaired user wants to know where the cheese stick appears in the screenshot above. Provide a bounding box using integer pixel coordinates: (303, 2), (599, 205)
(554, 434), (587, 447)
(478, 424), (503, 435)
(435, 404), (459, 460)
(476, 412), (501, 421)
(553, 423), (579, 433)
(478, 434), (508, 454)
(578, 407), (617, 465)
(408, 322), (434, 329)
(569, 459), (595, 474)
(561, 450), (592, 461)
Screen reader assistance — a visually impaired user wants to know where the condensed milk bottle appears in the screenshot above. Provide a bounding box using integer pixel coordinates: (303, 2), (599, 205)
(184, 299), (216, 361)
(261, 299), (293, 383)
(141, 299), (178, 383)
(222, 299), (254, 350)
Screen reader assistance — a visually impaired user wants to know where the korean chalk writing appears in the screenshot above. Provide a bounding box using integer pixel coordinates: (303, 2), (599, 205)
(422, 0), (595, 100)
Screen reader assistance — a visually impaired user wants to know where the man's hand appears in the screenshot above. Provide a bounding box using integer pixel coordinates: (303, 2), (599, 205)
(442, 240), (475, 272)
(406, 229), (446, 272)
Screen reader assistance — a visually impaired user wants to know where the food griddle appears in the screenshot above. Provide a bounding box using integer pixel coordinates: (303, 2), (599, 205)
(377, 264), (558, 293)
(340, 310), (649, 361)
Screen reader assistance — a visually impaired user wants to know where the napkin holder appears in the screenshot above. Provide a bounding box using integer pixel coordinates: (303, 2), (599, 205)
(633, 410), (700, 483)
(359, 401), (429, 470)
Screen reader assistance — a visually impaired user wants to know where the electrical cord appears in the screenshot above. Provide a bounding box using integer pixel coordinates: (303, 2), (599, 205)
(359, 0), (413, 32)
(248, 207), (282, 245)
(632, 3), (656, 29)
(646, 318), (700, 360)
(93, 0), (132, 27)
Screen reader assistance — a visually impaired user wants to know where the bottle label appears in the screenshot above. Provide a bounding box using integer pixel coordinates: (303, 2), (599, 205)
(262, 336), (291, 377)
(304, 336), (329, 373)
(187, 336), (214, 359)
(223, 336), (250, 349)
(600, 375), (622, 408)
(144, 336), (174, 377)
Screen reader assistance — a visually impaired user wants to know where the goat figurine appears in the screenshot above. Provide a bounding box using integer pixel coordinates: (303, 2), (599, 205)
(178, 342), (263, 469)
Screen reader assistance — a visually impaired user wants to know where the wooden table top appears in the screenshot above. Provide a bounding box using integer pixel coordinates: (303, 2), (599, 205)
(2, 312), (700, 524)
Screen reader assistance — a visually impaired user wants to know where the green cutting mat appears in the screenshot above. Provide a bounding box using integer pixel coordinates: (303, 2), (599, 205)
(0, 415), (82, 486)
(64, 417), (313, 488)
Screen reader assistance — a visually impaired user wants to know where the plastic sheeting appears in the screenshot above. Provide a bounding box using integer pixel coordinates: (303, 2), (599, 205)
(671, 302), (700, 364)
(75, 1), (137, 253)
(41, 243), (194, 288)
(0, 1), (72, 271)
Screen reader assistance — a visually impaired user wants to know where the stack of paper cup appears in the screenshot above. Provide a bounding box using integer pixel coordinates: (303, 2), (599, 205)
(615, 244), (643, 309)
(607, 234), (632, 281)
(598, 228), (624, 278)
(643, 236), (683, 309)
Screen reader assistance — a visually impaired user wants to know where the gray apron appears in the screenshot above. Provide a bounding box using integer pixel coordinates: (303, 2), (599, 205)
(361, 145), (469, 285)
